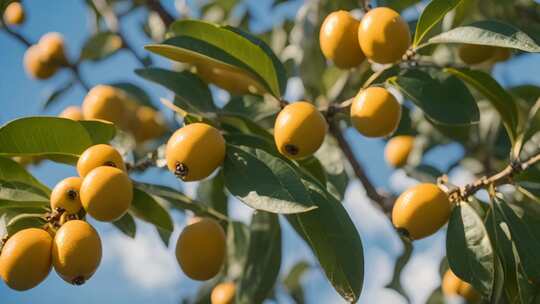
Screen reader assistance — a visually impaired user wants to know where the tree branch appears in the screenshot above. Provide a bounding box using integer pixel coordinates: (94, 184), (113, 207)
(0, 22), (31, 47)
(146, 0), (174, 28)
(448, 152), (540, 202)
(329, 121), (394, 216)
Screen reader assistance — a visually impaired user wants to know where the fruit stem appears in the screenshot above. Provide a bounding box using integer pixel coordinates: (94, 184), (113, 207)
(0, 20), (31, 47)
(448, 151), (540, 202)
(145, 0), (175, 27)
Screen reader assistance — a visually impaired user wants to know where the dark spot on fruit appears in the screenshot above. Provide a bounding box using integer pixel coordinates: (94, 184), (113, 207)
(285, 144), (299, 156)
(175, 162), (189, 180)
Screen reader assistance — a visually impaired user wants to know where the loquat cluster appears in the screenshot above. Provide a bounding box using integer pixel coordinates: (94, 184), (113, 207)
(24, 32), (67, 80)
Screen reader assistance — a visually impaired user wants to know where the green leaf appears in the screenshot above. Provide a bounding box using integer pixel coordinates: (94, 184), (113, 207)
(219, 114), (274, 141)
(385, 237), (413, 304)
(426, 20), (540, 52)
(414, 0), (463, 46)
(0, 157), (50, 195)
(445, 68), (518, 143)
(403, 164), (443, 183)
(109, 82), (155, 109)
(389, 70), (479, 126)
(425, 287), (444, 304)
(6, 213), (46, 236)
(0, 117), (115, 163)
(379, 0), (422, 12)
(223, 95), (279, 122)
(197, 172), (228, 217)
(147, 20), (285, 97)
(135, 182), (228, 221)
(223, 145), (316, 214)
(0, 181), (50, 210)
(510, 85), (540, 105)
(131, 186), (174, 245)
(446, 202), (495, 297)
(80, 31), (123, 61)
(135, 67), (215, 114)
(493, 195), (540, 282)
(237, 211), (281, 304)
(286, 182), (364, 303)
(283, 261), (310, 304)
(314, 136), (349, 201)
(226, 221), (250, 280)
(42, 81), (75, 109)
(113, 213), (137, 238)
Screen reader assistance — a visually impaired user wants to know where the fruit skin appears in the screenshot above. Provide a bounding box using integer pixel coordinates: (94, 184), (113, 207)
(38, 32), (67, 66)
(3, 2), (25, 25)
(351, 87), (401, 138)
(50, 176), (83, 214)
(23, 45), (57, 79)
(166, 123), (226, 182)
(196, 64), (265, 96)
(358, 7), (411, 64)
(274, 102), (327, 159)
(176, 218), (226, 281)
(59, 106), (84, 120)
(458, 44), (496, 65)
(82, 85), (130, 129)
(442, 269), (480, 302)
(80, 166), (133, 222)
(319, 11), (365, 69)
(77, 144), (126, 177)
(392, 183), (451, 240)
(385, 135), (414, 168)
(52, 220), (102, 285)
(132, 106), (167, 143)
(211, 282), (236, 304)
(0, 228), (53, 291)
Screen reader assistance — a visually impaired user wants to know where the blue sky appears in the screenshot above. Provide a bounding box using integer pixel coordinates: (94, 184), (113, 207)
(1, 1), (540, 303)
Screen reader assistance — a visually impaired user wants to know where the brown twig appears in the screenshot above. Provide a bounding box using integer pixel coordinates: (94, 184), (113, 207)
(448, 152), (540, 203)
(146, 0), (174, 28)
(329, 121), (394, 216)
(0, 21), (31, 46)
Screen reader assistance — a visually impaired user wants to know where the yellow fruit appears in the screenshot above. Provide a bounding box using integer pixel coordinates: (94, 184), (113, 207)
(0, 228), (52, 291)
(176, 218), (226, 281)
(319, 11), (365, 69)
(52, 220), (102, 285)
(3, 2), (25, 25)
(50, 176), (83, 214)
(38, 32), (67, 66)
(166, 123), (225, 182)
(274, 102), (327, 159)
(131, 106), (167, 142)
(80, 166), (133, 222)
(358, 7), (410, 64)
(82, 85), (130, 129)
(77, 144), (126, 177)
(196, 64), (265, 96)
(458, 44), (496, 65)
(59, 106), (84, 120)
(392, 183), (451, 240)
(23, 45), (57, 79)
(211, 282), (236, 304)
(492, 47), (512, 63)
(385, 135), (414, 168)
(351, 87), (401, 138)
(442, 269), (480, 302)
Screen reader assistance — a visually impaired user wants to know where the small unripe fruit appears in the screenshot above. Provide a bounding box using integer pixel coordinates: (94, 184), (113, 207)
(458, 44), (496, 65)
(176, 218), (226, 281)
(358, 7), (411, 64)
(0, 228), (52, 291)
(38, 32), (67, 66)
(196, 64), (265, 96)
(351, 87), (401, 138)
(319, 11), (365, 69)
(52, 220), (102, 285)
(80, 166), (133, 222)
(442, 269), (480, 302)
(82, 85), (130, 129)
(274, 102), (327, 159)
(132, 106), (167, 142)
(3, 2), (25, 25)
(211, 282), (236, 304)
(392, 183), (451, 240)
(23, 45), (57, 79)
(166, 123), (225, 182)
(77, 144), (126, 177)
(50, 176), (83, 214)
(59, 106), (84, 120)
(385, 135), (414, 168)
(492, 47), (511, 63)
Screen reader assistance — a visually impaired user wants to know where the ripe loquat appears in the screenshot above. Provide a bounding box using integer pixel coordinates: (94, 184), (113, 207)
(23, 45), (57, 79)
(211, 282), (236, 304)
(77, 144), (126, 177)
(350, 87), (401, 138)
(59, 106), (84, 121)
(442, 269), (480, 302)
(50, 176), (83, 214)
(3, 2), (25, 25)
(458, 44), (496, 65)
(82, 85), (130, 129)
(385, 135), (414, 168)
